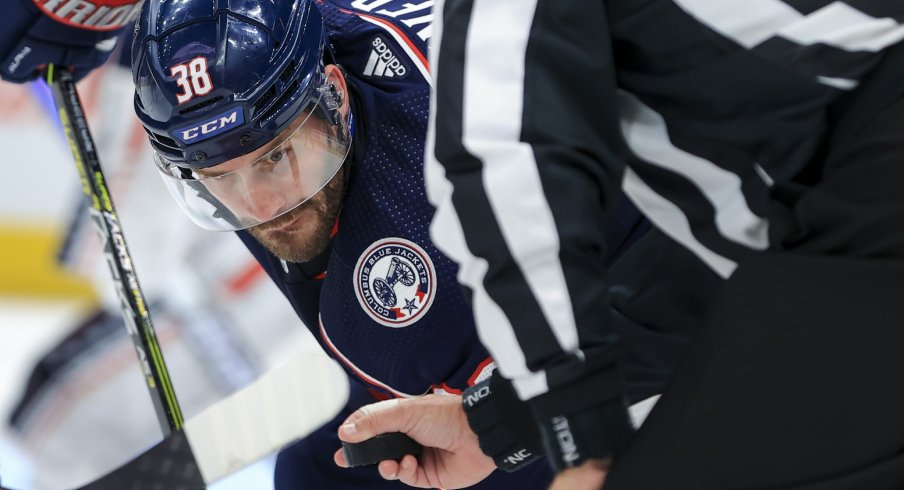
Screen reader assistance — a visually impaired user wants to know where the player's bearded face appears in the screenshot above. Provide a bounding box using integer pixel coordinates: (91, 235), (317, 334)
(158, 75), (352, 233)
(247, 164), (346, 263)
(186, 97), (350, 261)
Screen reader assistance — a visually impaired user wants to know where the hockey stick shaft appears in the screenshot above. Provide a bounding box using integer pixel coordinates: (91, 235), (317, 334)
(46, 66), (184, 435)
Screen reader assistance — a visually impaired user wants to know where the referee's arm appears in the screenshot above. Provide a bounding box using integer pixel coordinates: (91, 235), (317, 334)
(425, 0), (633, 471)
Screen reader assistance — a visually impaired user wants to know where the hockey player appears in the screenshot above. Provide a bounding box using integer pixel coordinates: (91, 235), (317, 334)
(342, 1), (904, 489)
(130, 0), (658, 488)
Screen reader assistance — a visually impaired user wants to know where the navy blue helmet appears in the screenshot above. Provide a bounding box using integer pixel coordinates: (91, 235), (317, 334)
(132, 0), (351, 231)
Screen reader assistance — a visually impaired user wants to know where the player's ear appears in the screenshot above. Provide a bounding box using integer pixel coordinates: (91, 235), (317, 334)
(324, 64), (350, 120)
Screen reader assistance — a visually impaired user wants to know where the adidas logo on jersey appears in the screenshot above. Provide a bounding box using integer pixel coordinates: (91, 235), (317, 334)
(363, 37), (408, 78)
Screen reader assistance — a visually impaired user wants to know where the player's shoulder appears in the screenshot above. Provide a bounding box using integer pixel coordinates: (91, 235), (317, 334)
(317, 0), (432, 86)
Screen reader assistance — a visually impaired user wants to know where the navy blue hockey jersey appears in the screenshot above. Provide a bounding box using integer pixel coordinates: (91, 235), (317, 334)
(237, 3), (643, 486)
(241, 0), (498, 402)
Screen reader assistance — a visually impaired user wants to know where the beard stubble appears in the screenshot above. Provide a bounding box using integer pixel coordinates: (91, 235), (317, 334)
(247, 166), (346, 263)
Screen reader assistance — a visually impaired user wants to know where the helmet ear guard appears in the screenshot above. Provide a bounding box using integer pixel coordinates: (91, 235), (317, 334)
(332, 86), (344, 110)
(319, 83), (343, 125)
(321, 62), (351, 125)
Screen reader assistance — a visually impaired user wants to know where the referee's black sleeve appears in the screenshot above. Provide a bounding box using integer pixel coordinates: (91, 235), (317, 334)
(424, 0), (634, 469)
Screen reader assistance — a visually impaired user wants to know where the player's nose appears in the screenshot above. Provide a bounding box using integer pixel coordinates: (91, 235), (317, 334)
(241, 180), (288, 222)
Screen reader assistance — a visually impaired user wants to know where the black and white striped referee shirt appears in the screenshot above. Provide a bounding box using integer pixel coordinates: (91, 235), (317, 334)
(425, 0), (904, 465)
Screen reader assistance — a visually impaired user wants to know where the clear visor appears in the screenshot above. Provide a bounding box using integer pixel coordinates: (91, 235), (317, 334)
(154, 91), (351, 232)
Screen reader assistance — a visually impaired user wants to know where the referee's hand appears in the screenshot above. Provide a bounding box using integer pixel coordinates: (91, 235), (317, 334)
(549, 457), (611, 490)
(334, 395), (496, 489)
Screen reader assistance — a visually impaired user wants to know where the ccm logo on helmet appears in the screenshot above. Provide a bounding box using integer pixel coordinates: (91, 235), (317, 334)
(33, 0), (143, 31)
(173, 108), (245, 144)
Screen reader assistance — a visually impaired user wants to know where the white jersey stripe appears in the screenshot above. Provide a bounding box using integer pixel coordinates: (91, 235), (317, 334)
(622, 168), (738, 278)
(628, 394), (661, 429)
(619, 92), (770, 251)
(671, 0), (803, 48)
(672, 0), (904, 90)
(674, 0), (904, 53)
(424, 0), (549, 400)
(777, 2), (904, 53)
(817, 75), (859, 90)
(461, 0), (586, 396)
(754, 163), (774, 187)
(424, 157), (550, 399)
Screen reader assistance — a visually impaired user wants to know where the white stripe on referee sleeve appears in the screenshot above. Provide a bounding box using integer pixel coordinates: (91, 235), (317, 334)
(817, 75), (859, 90)
(463, 0), (585, 358)
(619, 92), (770, 251)
(424, 0), (549, 400)
(777, 2), (904, 53)
(671, 0), (803, 47)
(622, 168), (738, 279)
(673, 0), (904, 53)
(671, 0), (904, 89)
(427, 169), (550, 398)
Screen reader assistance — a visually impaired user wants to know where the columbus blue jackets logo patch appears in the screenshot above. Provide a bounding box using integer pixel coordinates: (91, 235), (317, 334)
(354, 238), (436, 328)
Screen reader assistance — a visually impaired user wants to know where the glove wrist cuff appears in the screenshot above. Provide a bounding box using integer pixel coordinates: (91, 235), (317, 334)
(462, 379), (541, 472)
(532, 395), (635, 472)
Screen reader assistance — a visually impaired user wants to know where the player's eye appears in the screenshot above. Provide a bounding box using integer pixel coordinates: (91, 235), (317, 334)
(267, 148), (286, 164)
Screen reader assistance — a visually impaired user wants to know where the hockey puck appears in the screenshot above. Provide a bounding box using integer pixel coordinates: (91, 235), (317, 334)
(342, 432), (423, 467)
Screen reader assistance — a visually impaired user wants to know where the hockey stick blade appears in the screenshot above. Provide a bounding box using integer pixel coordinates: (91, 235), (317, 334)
(76, 430), (204, 489)
(184, 348), (348, 485)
